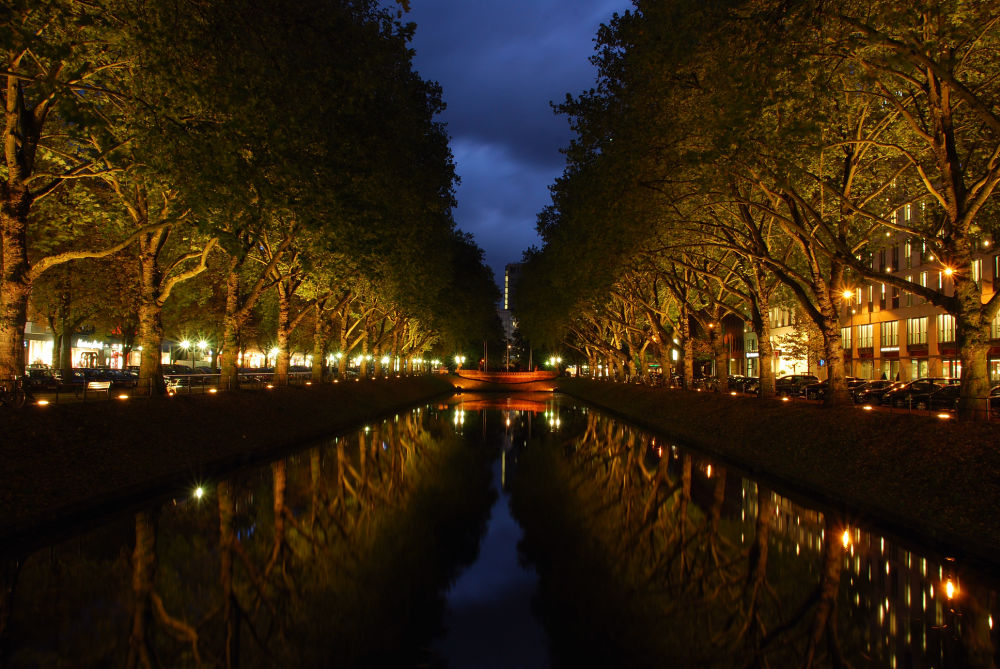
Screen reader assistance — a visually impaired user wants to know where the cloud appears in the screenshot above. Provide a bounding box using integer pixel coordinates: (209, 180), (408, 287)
(403, 0), (630, 280)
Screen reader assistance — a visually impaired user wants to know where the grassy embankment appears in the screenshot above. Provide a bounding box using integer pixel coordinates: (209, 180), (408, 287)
(557, 378), (1000, 569)
(0, 375), (454, 550)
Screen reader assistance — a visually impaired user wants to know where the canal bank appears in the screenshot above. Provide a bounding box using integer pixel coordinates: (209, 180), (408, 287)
(0, 375), (453, 552)
(556, 378), (1000, 570)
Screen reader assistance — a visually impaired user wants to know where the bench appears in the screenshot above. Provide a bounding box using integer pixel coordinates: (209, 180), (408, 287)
(86, 380), (112, 395)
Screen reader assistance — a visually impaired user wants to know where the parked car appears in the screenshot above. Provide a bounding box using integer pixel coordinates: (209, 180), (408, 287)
(852, 380), (898, 404)
(775, 374), (819, 397)
(803, 377), (863, 400)
(927, 384), (961, 412)
(881, 378), (957, 408)
(25, 367), (59, 391)
(103, 368), (138, 390)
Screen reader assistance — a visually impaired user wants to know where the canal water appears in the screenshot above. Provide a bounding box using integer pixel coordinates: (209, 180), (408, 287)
(1, 393), (997, 667)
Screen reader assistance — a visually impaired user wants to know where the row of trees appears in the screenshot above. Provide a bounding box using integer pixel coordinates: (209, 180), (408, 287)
(516, 0), (1000, 419)
(2, 0), (500, 394)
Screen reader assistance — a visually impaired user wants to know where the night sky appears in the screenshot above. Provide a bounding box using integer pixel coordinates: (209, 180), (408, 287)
(403, 0), (629, 285)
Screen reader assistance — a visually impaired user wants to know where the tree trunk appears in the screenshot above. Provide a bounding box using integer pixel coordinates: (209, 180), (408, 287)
(0, 182), (31, 381)
(679, 308), (694, 389)
(136, 237), (166, 396)
(220, 267), (243, 391)
(955, 274), (991, 421)
(274, 283), (291, 386)
(311, 305), (327, 383)
(816, 286), (851, 407)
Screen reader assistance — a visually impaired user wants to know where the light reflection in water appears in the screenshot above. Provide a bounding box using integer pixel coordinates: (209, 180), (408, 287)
(1, 397), (997, 668)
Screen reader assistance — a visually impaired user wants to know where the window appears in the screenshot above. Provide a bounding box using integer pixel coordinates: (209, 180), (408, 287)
(891, 245), (899, 272)
(905, 275), (913, 307)
(859, 324), (873, 348)
(880, 320), (898, 348)
(880, 283), (887, 310)
(905, 240), (912, 269)
(943, 359), (961, 379)
(938, 272), (943, 290)
(937, 314), (956, 344)
(841, 326), (852, 350)
(907, 317), (928, 345)
(878, 249), (886, 272)
(992, 312), (1000, 340)
(973, 258), (983, 285)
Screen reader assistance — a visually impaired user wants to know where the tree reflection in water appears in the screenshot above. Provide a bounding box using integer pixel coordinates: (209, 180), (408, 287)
(510, 408), (999, 669)
(2, 402), (998, 668)
(3, 408), (495, 667)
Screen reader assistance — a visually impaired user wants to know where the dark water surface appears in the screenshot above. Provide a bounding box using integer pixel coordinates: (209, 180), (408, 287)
(1, 394), (997, 667)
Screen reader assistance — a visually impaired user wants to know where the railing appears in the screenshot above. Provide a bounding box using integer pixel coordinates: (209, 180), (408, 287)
(6, 370), (417, 406)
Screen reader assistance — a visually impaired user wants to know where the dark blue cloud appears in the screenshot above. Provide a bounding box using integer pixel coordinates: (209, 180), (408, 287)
(403, 0), (629, 284)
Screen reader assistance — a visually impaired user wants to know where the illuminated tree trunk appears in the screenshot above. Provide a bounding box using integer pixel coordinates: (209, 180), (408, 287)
(0, 167), (32, 381)
(751, 280), (777, 398)
(220, 266), (243, 391)
(311, 304), (328, 383)
(679, 307), (694, 389)
(273, 282), (291, 386)
(136, 232), (167, 397)
(359, 338), (369, 378)
(955, 272), (992, 421)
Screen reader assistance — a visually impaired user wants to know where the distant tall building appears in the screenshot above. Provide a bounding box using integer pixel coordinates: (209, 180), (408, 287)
(501, 262), (523, 341)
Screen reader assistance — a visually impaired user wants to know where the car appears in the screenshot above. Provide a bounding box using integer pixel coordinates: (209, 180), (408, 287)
(775, 374), (819, 397)
(881, 378), (957, 408)
(803, 376), (863, 400)
(927, 384), (961, 412)
(25, 367), (59, 391)
(852, 380), (898, 404)
(103, 368), (138, 390)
